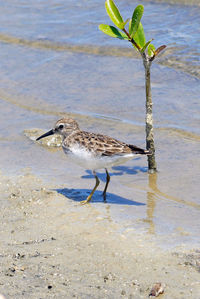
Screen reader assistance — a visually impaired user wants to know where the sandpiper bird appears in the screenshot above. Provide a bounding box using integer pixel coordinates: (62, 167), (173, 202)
(36, 118), (150, 204)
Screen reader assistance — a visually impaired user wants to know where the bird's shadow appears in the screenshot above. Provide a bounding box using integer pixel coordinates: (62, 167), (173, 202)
(56, 188), (145, 206)
(56, 162), (148, 206)
(56, 163), (147, 206)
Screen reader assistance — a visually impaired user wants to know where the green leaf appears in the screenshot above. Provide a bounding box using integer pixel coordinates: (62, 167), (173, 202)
(99, 24), (129, 39)
(148, 44), (156, 57)
(133, 22), (145, 49)
(141, 39), (153, 53)
(105, 0), (124, 29)
(129, 5), (144, 38)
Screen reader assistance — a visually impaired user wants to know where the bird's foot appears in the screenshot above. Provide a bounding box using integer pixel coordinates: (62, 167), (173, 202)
(80, 199), (89, 205)
(80, 195), (92, 205)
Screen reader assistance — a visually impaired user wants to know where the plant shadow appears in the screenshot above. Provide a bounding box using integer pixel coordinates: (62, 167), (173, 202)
(56, 188), (145, 206)
(81, 162), (148, 183)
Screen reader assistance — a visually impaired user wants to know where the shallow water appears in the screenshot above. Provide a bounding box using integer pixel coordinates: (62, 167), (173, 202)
(0, 0), (200, 248)
(0, 0), (199, 77)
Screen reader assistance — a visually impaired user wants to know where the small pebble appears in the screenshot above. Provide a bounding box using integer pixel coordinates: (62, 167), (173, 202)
(149, 282), (165, 297)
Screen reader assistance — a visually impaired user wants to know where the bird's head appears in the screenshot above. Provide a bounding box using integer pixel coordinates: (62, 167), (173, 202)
(36, 118), (80, 141)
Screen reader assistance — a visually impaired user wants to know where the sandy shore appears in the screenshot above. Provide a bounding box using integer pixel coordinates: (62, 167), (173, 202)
(0, 172), (200, 298)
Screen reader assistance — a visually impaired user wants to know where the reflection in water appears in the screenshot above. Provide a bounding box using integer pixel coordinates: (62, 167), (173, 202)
(146, 173), (158, 234)
(146, 172), (200, 234)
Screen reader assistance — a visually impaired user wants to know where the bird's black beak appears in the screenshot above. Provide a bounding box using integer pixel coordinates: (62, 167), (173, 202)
(36, 129), (55, 141)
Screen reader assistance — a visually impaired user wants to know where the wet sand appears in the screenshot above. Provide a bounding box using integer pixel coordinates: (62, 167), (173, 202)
(1, 172), (200, 298)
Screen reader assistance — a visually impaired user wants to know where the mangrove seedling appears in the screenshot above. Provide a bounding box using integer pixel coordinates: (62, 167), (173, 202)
(99, 0), (166, 173)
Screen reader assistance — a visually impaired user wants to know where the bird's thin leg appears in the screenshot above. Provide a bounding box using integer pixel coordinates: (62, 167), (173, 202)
(81, 170), (100, 205)
(102, 168), (110, 202)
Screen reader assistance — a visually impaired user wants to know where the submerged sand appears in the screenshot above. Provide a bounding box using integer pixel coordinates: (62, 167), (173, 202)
(1, 172), (200, 298)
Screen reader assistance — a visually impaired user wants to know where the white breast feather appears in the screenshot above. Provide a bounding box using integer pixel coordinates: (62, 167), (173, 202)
(63, 144), (135, 170)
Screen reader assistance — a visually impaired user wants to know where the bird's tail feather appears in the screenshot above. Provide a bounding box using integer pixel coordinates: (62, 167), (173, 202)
(128, 144), (151, 155)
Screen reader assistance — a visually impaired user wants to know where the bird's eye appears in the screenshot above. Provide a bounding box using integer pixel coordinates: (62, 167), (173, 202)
(59, 124), (64, 129)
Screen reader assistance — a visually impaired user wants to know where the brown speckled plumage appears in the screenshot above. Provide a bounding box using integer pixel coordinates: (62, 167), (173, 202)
(63, 130), (148, 157)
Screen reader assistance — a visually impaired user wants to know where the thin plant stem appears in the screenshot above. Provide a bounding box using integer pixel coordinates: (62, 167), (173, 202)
(122, 28), (157, 172)
(143, 58), (157, 172)
(122, 28), (141, 51)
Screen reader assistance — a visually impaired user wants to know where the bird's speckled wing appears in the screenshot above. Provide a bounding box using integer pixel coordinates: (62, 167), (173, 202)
(63, 131), (147, 156)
